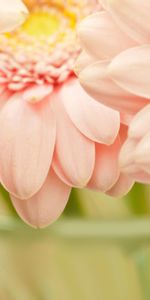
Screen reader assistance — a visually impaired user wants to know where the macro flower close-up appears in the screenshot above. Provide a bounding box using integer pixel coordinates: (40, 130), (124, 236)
(0, 0), (134, 228)
(1, 1), (150, 299)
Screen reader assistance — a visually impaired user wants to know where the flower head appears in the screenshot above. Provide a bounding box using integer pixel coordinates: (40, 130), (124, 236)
(0, 0), (131, 228)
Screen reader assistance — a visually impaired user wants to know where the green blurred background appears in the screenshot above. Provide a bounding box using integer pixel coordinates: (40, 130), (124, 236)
(0, 184), (150, 300)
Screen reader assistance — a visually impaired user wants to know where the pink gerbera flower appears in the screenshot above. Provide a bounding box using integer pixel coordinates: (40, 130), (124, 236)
(0, 0), (132, 228)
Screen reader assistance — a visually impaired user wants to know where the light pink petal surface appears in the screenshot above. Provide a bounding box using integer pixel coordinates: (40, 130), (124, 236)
(74, 51), (96, 76)
(135, 132), (150, 174)
(129, 104), (150, 139)
(52, 91), (95, 187)
(61, 78), (120, 144)
(0, 0), (28, 33)
(87, 136), (121, 192)
(11, 169), (71, 228)
(0, 94), (56, 199)
(107, 173), (134, 198)
(78, 11), (136, 60)
(119, 134), (150, 178)
(0, 88), (14, 110)
(134, 171), (150, 184)
(102, 0), (150, 43)
(119, 138), (139, 173)
(23, 84), (53, 103)
(120, 112), (134, 126)
(109, 45), (150, 99)
(79, 61), (148, 115)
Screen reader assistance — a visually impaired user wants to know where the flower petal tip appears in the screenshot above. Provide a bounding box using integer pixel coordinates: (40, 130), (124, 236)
(0, 0), (29, 33)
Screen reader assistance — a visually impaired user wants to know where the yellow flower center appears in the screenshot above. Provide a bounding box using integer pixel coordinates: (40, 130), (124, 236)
(22, 1), (77, 39)
(23, 11), (60, 37)
(2, 0), (92, 55)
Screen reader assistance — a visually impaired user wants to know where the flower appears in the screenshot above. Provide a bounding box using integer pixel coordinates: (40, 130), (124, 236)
(0, 0), (132, 228)
(119, 104), (150, 184)
(76, 0), (150, 123)
(0, 0), (28, 33)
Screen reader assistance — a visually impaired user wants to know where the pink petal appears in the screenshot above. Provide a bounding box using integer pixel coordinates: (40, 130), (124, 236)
(116, 123), (128, 143)
(107, 173), (134, 197)
(61, 78), (120, 144)
(134, 171), (150, 184)
(102, 0), (150, 43)
(0, 0), (28, 33)
(119, 138), (139, 173)
(0, 93), (56, 199)
(109, 45), (150, 99)
(120, 112), (133, 126)
(23, 84), (53, 103)
(135, 132), (150, 174)
(0, 88), (14, 110)
(79, 61), (149, 115)
(52, 93), (95, 187)
(87, 136), (121, 192)
(78, 11), (136, 60)
(11, 169), (71, 228)
(129, 104), (150, 139)
(74, 51), (96, 76)
(52, 162), (73, 187)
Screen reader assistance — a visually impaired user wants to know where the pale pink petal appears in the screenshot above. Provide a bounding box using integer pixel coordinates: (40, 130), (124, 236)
(78, 11), (136, 60)
(118, 126), (139, 172)
(74, 51), (96, 76)
(23, 84), (53, 103)
(109, 45), (150, 99)
(129, 104), (150, 139)
(107, 173), (134, 197)
(119, 138), (139, 173)
(101, 0), (150, 43)
(0, 88), (14, 110)
(120, 112), (133, 126)
(0, 85), (8, 96)
(79, 61), (149, 115)
(52, 93), (95, 187)
(11, 169), (71, 228)
(61, 78), (120, 144)
(0, 0), (28, 33)
(87, 136), (121, 192)
(0, 93), (56, 199)
(118, 124), (128, 144)
(120, 128), (150, 182)
(52, 162), (73, 187)
(132, 171), (150, 184)
(134, 132), (150, 174)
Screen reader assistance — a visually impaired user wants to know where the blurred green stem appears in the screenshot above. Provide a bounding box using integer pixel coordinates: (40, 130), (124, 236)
(1, 218), (150, 238)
